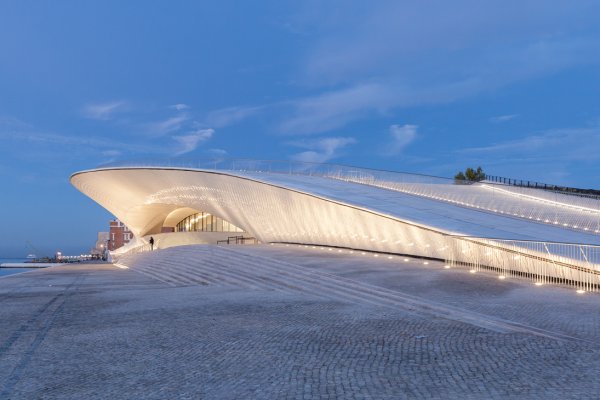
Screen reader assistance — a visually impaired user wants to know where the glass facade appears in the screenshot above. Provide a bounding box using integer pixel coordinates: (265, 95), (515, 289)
(175, 212), (244, 233)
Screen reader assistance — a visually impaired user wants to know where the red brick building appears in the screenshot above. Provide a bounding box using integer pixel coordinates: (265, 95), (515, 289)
(108, 219), (133, 251)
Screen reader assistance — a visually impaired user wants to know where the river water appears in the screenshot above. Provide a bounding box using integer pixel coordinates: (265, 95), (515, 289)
(0, 258), (35, 277)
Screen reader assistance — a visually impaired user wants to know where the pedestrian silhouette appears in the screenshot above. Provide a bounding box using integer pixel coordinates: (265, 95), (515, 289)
(149, 236), (155, 251)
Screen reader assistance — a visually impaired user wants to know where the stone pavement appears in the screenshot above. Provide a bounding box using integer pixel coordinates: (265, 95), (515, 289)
(1, 245), (599, 399)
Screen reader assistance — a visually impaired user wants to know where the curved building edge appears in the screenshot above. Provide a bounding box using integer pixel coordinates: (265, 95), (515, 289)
(70, 166), (600, 290)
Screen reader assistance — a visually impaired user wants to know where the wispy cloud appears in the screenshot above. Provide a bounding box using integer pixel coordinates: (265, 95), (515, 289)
(0, 116), (32, 131)
(82, 101), (127, 120)
(206, 105), (263, 128)
(146, 115), (190, 136)
(81, 101), (220, 156)
(462, 127), (600, 159)
(490, 114), (518, 123)
(206, 148), (228, 156)
(101, 149), (122, 157)
(457, 126), (600, 184)
(2, 129), (163, 157)
(100, 149), (123, 163)
(279, 83), (395, 135)
(279, 79), (480, 135)
(290, 136), (356, 163)
(170, 103), (190, 111)
(383, 124), (418, 156)
(173, 128), (214, 155)
(274, 2), (600, 135)
(301, 2), (600, 85)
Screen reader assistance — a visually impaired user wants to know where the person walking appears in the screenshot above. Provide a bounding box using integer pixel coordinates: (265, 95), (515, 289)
(149, 236), (155, 251)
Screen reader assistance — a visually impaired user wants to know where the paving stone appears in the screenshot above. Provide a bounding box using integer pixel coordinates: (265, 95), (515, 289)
(0, 245), (599, 399)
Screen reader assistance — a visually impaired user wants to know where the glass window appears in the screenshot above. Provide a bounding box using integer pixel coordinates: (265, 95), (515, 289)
(174, 212), (243, 234)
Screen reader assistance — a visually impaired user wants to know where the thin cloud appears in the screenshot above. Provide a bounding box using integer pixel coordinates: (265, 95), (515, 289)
(206, 105), (263, 128)
(459, 128), (599, 156)
(279, 83), (396, 135)
(146, 115), (190, 136)
(275, 2), (600, 135)
(100, 149), (122, 163)
(279, 78), (482, 135)
(302, 2), (600, 85)
(290, 136), (356, 163)
(170, 104), (190, 111)
(101, 150), (122, 157)
(82, 101), (127, 120)
(0, 116), (32, 131)
(384, 124), (418, 156)
(173, 128), (214, 155)
(456, 126), (600, 184)
(490, 114), (518, 123)
(4, 130), (158, 154)
(206, 148), (228, 156)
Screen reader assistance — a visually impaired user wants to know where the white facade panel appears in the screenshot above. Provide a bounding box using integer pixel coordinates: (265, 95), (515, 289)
(71, 167), (600, 290)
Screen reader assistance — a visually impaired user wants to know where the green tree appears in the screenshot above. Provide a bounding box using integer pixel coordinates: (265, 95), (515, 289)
(454, 171), (466, 180)
(455, 166), (485, 182)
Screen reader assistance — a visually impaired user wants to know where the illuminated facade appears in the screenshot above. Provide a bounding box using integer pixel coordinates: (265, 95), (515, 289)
(70, 162), (600, 291)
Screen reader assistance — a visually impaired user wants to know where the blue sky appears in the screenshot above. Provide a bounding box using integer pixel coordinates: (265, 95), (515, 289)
(1, 1), (600, 256)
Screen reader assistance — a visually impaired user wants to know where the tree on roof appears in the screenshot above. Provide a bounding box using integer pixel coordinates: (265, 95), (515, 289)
(455, 166), (485, 182)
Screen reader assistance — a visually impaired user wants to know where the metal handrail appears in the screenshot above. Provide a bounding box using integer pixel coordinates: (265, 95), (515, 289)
(486, 174), (600, 199)
(99, 157), (599, 206)
(98, 158), (600, 290)
(97, 157), (600, 236)
(217, 236), (258, 245)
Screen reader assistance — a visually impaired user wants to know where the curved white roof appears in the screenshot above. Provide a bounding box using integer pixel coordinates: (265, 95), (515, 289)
(71, 166), (599, 245)
(71, 164), (600, 288)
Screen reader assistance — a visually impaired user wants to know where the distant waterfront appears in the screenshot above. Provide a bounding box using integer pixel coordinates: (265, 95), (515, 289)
(0, 258), (27, 263)
(0, 258), (33, 277)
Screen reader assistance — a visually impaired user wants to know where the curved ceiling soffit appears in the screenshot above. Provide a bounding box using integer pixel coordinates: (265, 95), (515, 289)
(70, 173), (180, 237)
(162, 207), (202, 227)
(71, 171), (255, 237)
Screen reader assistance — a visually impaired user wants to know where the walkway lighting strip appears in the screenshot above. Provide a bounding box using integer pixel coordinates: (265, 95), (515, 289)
(332, 175), (600, 234)
(113, 240), (594, 294)
(479, 184), (600, 214)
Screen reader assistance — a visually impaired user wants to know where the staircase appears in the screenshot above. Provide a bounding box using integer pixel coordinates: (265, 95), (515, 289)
(114, 244), (582, 341)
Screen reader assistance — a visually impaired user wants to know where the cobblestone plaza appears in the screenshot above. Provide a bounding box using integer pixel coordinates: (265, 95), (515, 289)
(1, 245), (599, 399)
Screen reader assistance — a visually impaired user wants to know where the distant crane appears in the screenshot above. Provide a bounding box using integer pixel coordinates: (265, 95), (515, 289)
(25, 241), (40, 259)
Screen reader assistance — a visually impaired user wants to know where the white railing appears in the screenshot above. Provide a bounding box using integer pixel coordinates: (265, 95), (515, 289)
(446, 237), (600, 292)
(99, 158), (600, 291)
(100, 158), (600, 236)
(110, 243), (151, 263)
(330, 175), (600, 235)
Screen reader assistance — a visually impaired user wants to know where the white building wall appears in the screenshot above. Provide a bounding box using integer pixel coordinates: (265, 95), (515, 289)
(71, 167), (600, 289)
